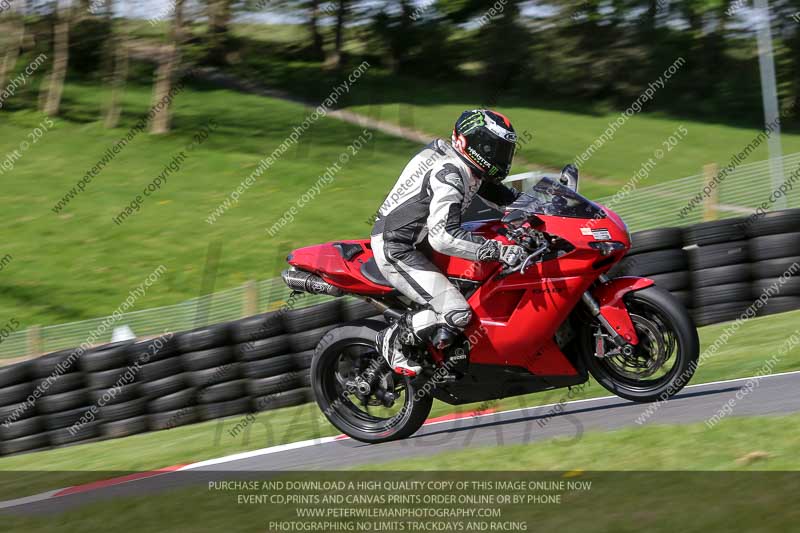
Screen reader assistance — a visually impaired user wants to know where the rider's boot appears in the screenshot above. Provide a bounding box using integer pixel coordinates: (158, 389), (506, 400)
(375, 317), (422, 377)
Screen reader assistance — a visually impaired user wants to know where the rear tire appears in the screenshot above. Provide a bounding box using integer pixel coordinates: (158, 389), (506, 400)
(311, 320), (433, 444)
(582, 286), (699, 403)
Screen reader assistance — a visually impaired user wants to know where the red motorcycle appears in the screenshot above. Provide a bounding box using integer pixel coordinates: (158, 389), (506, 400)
(282, 174), (699, 443)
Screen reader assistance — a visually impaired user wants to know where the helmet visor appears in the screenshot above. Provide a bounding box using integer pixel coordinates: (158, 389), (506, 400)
(471, 129), (516, 179)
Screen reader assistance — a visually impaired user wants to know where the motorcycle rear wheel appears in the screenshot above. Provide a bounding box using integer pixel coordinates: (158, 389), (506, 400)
(310, 320), (433, 444)
(581, 286), (700, 403)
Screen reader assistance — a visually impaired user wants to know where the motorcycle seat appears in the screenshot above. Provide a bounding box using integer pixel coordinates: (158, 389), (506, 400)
(360, 258), (393, 288)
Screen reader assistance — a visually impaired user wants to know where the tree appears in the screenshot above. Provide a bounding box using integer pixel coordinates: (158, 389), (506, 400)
(149, 0), (186, 134)
(307, 0), (326, 60)
(255, 0), (327, 60)
(769, 0), (800, 124)
(103, 0), (128, 128)
(207, 0), (235, 64)
(43, 0), (71, 117)
(438, 0), (531, 99)
(369, 0), (415, 74)
(0, 1), (25, 97)
(327, 0), (350, 68)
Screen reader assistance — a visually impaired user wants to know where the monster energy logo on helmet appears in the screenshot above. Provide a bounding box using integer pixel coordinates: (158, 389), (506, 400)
(459, 111), (485, 135)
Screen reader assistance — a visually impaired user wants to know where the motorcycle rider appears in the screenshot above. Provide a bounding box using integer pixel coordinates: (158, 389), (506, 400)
(372, 109), (525, 376)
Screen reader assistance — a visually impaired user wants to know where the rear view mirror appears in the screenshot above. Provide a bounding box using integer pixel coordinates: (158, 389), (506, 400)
(559, 164), (579, 192)
(501, 209), (543, 228)
(501, 209), (528, 228)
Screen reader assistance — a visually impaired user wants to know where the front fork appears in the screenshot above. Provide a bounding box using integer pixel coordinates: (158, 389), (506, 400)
(581, 292), (635, 358)
(582, 275), (649, 358)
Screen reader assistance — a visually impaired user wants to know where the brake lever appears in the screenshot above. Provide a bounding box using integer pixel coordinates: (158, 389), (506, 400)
(497, 242), (549, 279)
(520, 243), (549, 275)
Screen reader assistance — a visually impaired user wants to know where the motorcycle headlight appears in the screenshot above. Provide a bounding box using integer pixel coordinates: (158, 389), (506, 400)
(589, 241), (626, 256)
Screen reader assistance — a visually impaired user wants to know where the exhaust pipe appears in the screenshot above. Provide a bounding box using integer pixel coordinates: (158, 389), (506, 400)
(281, 269), (344, 297)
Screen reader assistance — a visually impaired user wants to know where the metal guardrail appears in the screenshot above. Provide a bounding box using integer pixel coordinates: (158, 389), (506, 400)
(3, 152), (799, 361)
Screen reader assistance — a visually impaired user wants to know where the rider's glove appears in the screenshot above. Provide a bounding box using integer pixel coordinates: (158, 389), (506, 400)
(500, 244), (526, 267)
(477, 240), (525, 266)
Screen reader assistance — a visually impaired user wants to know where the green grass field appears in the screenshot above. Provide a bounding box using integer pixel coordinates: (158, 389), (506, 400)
(0, 310), (796, 482)
(0, 80), (419, 328)
(220, 29), (800, 198)
(343, 93), (800, 197)
(0, 21), (796, 530)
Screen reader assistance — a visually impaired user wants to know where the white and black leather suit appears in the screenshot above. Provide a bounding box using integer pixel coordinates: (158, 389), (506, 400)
(371, 139), (520, 338)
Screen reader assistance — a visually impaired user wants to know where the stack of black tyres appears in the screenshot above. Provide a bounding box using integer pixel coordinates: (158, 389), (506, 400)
(342, 297), (385, 331)
(236, 310), (303, 412)
(0, 360), (46, 455)
(609, 227), (692, 308)
(140, 332), (194, 431)
(179, 323), (249, 423)
(285, 300), (345, 407)
(34, 348), (98, 449)
(82, 341), (146, 440)
(746, 209), (800, 316)
(341, 297), (382, 323)
(685, 218), (752, 326)
(235, 311), (296, 413)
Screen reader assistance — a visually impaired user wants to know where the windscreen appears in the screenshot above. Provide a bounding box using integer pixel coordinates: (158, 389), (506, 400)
(507, 177), (607, 219)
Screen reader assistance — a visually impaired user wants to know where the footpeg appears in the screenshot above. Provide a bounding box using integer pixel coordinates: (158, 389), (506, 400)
(431, 326), (458, 350)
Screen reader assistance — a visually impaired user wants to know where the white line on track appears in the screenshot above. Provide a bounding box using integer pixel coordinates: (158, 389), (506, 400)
(177, 436), (342, 471)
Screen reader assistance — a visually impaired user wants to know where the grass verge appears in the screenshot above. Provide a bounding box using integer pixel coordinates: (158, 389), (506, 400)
(2, 414), (799, 530)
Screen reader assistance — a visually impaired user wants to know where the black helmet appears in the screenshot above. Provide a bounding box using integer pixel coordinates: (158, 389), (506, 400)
(452, 109), (517, 183)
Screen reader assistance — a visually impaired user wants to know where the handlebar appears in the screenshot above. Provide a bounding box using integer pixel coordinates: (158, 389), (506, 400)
(500, 242), (549, 277)
(496, 222), (555, 277)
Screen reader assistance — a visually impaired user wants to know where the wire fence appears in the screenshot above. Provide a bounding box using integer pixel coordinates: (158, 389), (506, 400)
(0, 279), (331, 362)
(3, 152), (799, 362)
(595, 151), (800, 230)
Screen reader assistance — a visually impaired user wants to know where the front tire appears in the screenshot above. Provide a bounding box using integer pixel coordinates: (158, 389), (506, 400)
(581, 286), (699, 403)
(311, 320), (433, 443)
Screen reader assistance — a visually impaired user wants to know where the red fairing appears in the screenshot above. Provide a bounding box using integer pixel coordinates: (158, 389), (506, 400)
(591, 277), (656, 345)
(463, 273), (593, 376)
(287, 239), (392, 295)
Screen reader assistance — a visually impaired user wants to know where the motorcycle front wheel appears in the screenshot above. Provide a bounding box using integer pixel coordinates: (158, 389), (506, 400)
(581, 286), (700, 403)
(310, 320), (433, 444)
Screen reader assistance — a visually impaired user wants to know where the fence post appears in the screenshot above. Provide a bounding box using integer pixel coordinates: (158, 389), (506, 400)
(27, 325), (42, 357)
(244, 280), (258, 317)
(703, 163), (720, 221)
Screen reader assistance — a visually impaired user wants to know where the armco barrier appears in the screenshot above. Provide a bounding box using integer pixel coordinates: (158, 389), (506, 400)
(1, 210), (799, 456)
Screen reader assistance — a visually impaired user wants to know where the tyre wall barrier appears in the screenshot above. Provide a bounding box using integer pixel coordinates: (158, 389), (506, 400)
(609, 208), (800, 326)
(0, 296), (383, 457)
(1, 209), (799, 456)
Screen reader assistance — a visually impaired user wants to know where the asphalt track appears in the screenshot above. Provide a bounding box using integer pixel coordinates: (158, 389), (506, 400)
(3, 370), (800, 515)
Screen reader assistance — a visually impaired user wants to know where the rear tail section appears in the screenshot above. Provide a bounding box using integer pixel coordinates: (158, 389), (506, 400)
(284, 240), (395, 296)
